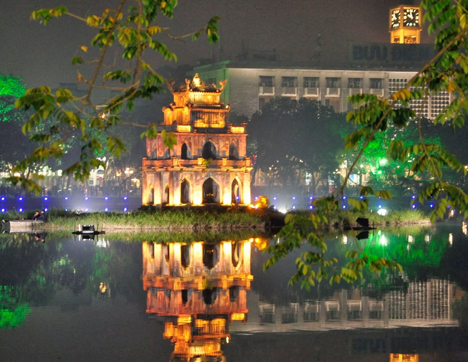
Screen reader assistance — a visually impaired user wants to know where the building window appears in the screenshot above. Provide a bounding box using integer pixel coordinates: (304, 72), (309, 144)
(348, 78), (363, 89)
(259, 76), (274, 87)
(370, 78), (383, 89)
(326, 77), (341, 88)
(281, 77), (297, 87)
(304, 77), (319, 88)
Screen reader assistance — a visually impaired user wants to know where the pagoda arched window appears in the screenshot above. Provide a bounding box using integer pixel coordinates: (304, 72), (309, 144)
(181, 179), (191, 204)
(181, 143), (190, 159)
(229, 143), (238, 160)
(202, 141), (217, 159)
(203, 178), (220, 203)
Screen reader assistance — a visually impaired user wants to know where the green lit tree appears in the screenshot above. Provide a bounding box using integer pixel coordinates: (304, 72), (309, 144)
(338, 120), (447, 197)
(0, 75), (37, 177)
(0, 75), (26, 123)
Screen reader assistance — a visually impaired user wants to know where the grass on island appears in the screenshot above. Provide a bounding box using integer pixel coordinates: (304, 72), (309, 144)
(287, 208), (431, 227)
(339, 209), (431, 226)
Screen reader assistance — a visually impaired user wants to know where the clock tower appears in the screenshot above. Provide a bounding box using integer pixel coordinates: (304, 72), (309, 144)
(389, 4), (422, 44)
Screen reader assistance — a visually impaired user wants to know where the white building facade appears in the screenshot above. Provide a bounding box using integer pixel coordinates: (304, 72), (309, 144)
(193, 61), (451, 120)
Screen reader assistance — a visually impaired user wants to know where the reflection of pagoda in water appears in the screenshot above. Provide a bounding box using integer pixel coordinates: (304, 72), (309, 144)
(142, 240), (253, 361)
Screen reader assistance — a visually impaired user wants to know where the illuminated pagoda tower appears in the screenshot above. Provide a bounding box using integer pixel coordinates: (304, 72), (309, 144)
(389, 3), (422, 44)
(142, 239), (254, 361)
(141, 74), (252, 206)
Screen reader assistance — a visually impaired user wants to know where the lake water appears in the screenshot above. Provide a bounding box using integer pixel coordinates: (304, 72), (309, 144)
(1, 223), (468, 362)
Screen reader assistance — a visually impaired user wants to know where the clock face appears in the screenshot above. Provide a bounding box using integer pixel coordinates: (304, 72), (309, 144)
(391, 9), (400, 28)
(403, 8), (419, 27)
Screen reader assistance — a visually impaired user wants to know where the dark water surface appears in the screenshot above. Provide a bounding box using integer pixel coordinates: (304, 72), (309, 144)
(2, 223), (468, 362)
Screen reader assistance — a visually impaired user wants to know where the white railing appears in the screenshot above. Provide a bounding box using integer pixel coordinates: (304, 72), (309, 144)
(281, 86), (297, 96)
(326, 88), (340, 96)
(304, 87), (320, 96)
(349, 88), (363, 96)
(259, 86), (275, 95)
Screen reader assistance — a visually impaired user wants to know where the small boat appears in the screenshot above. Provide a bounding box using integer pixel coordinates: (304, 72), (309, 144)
(72, 224), (105, 235)
(1, 219), (45, 233)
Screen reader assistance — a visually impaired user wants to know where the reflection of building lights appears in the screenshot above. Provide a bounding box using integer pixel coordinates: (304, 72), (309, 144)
(380, 235), (388, 246)
(449, 233), (453, 245)
(342, 235), (348, 244)
(254, 238), (268, 250)
(96, 240), (108, 248)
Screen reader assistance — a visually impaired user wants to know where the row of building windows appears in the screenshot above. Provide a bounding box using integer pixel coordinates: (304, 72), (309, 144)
(259, 76), (384, 89)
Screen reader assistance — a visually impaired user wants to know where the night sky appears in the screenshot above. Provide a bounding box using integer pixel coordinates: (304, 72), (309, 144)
(0, 0), (429, 88)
